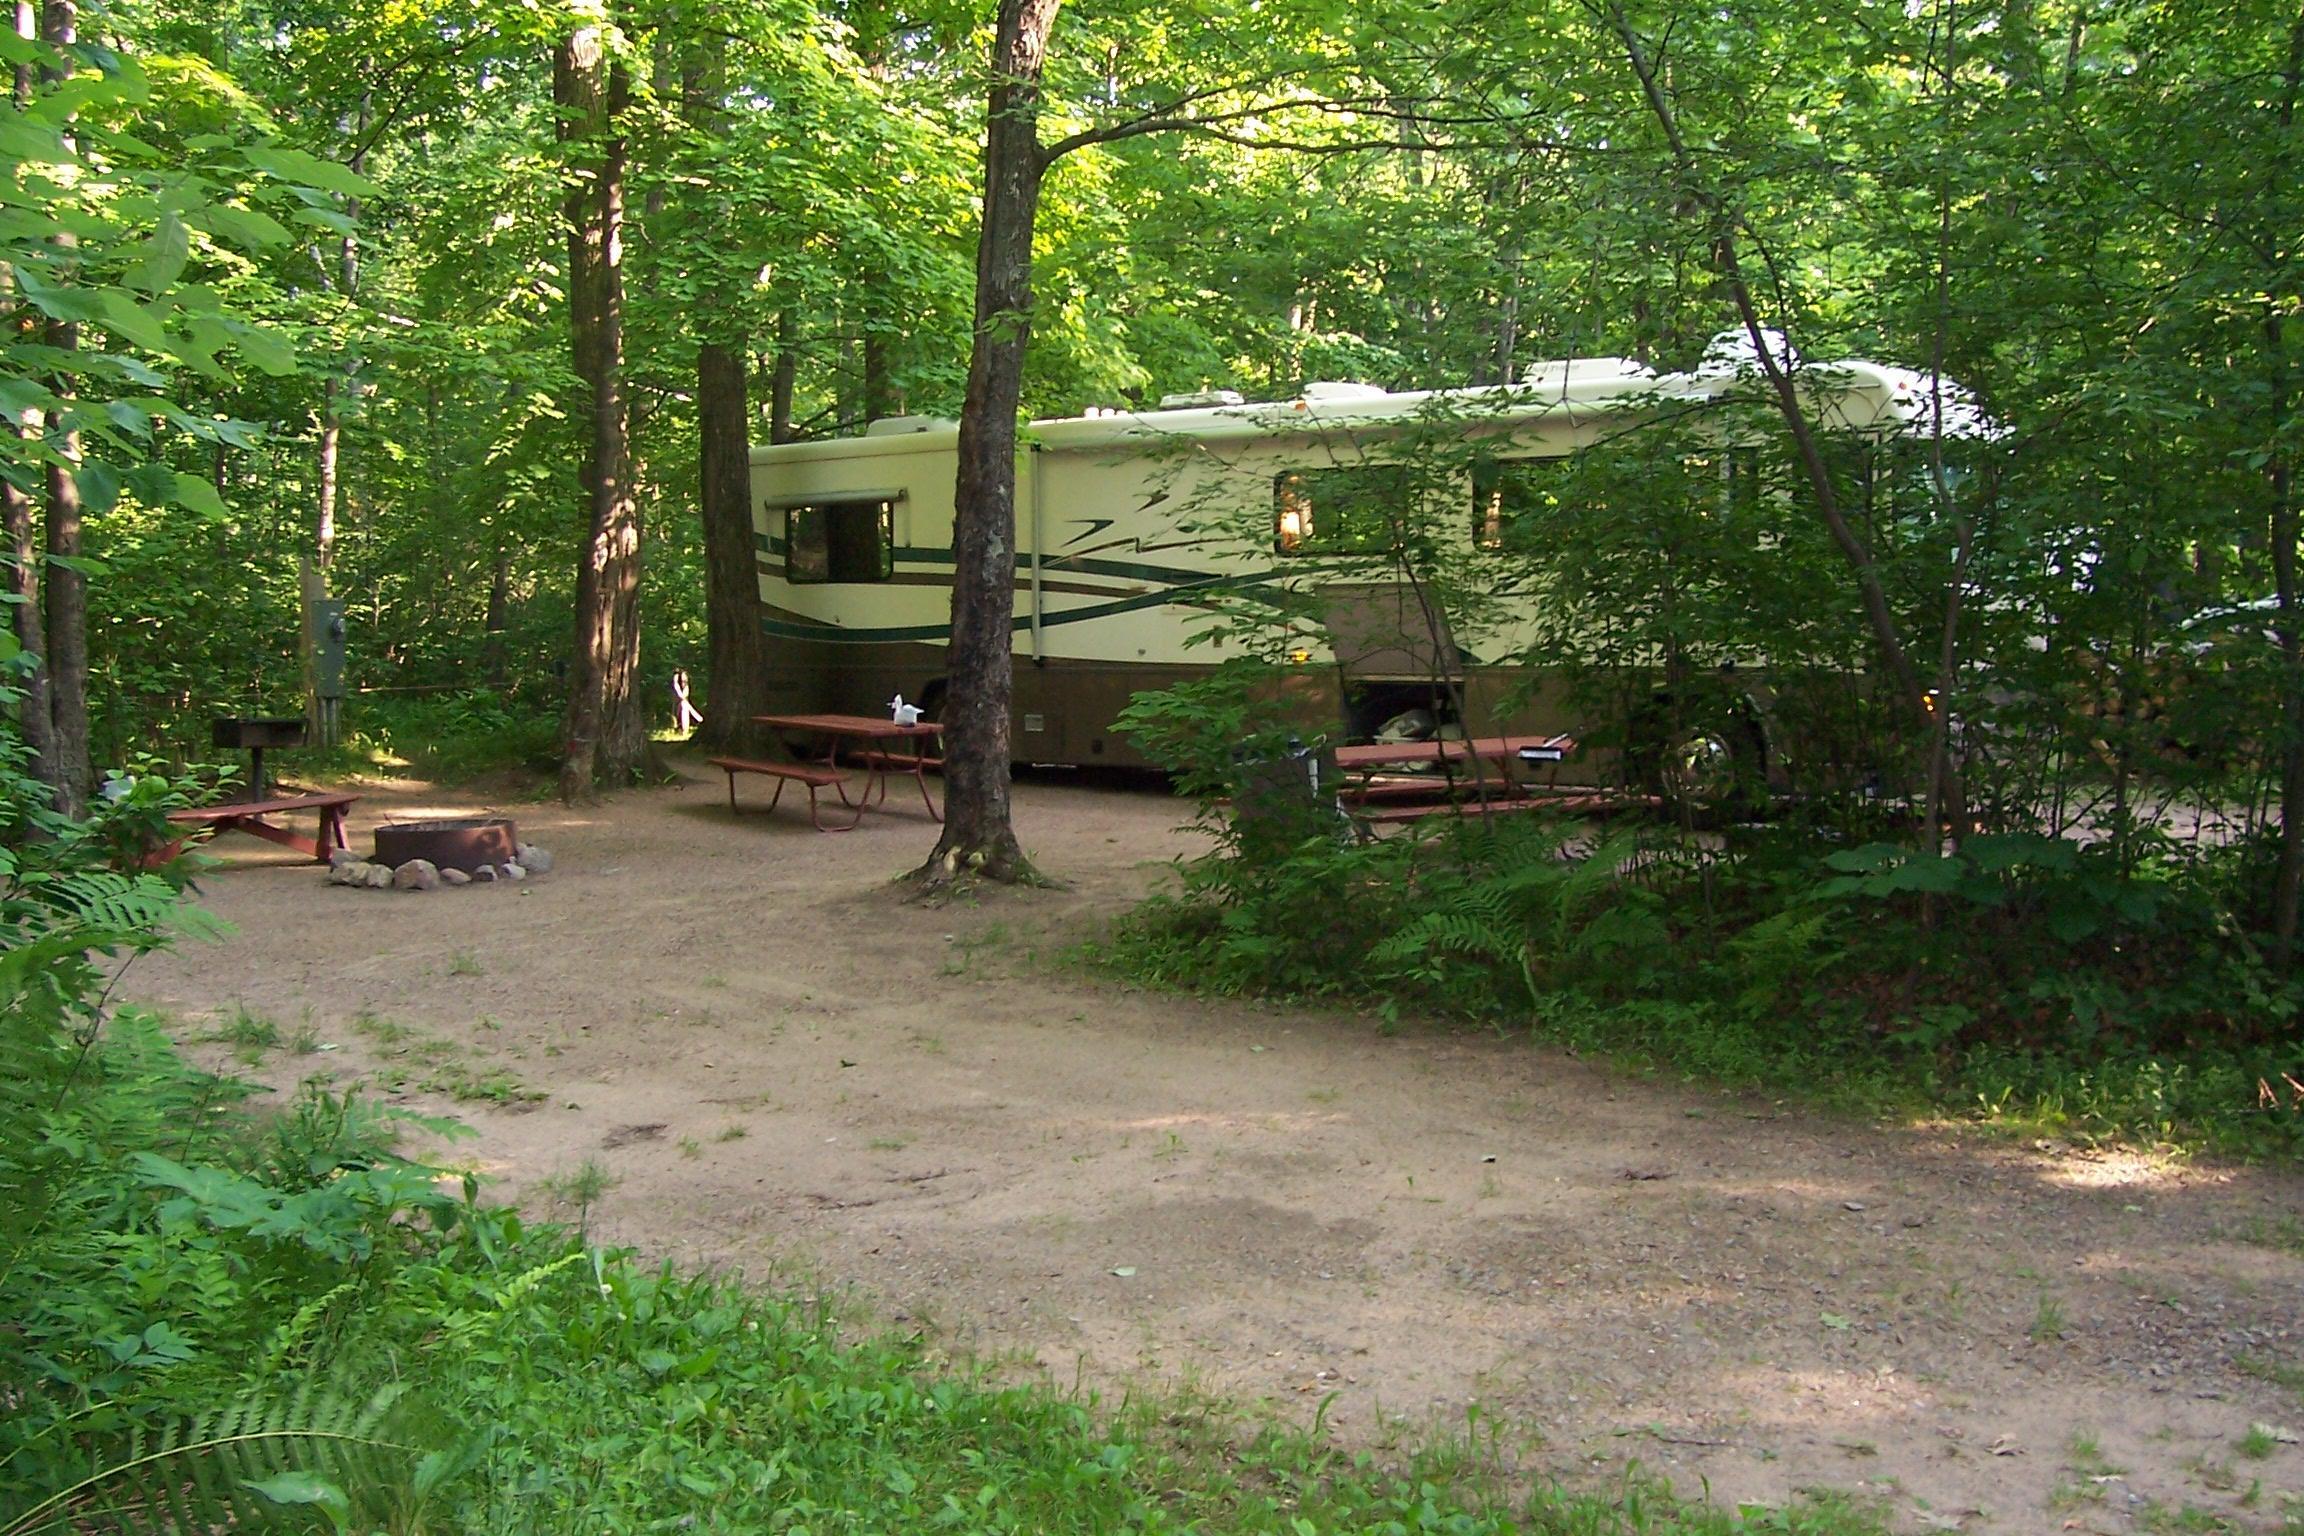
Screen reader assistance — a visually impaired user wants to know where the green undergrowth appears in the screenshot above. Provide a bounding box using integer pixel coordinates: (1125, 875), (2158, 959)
(1086, 810), (2304, 1162)
(318, 691), (564, 786)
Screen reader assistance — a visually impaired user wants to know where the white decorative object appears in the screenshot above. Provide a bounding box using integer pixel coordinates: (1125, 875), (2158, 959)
(888, 694), (922, 727)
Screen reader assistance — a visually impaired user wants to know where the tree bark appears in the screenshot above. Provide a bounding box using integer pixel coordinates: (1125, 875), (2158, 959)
(863, 323), (896, 424)
(314, 100), (367, 579)
(39, 0), (85, 817)
(695, 340), (772, 752)
(2266, 7), (2304, 957)
(5, 0), (46, 780)
(4, 460), (50, 783)
(913, 0), (1061, 891)
(679, 31), (771, 754)
(769, 309), (798, 443)
(555, 21), (648, 801)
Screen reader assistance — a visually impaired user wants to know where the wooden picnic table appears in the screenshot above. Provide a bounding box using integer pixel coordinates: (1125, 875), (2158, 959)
(160, 791), (359, 863)
(1331, 733), (1575, 774)
(754, 713), (945, 824)
(1332, 734), (1578, 832)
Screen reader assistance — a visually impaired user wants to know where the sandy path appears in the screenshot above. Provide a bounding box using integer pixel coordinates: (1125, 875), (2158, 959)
(125, 766), (2304, 1533)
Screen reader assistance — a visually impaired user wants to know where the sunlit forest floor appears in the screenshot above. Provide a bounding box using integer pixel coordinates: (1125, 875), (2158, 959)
(126, 764), (2304, 1533)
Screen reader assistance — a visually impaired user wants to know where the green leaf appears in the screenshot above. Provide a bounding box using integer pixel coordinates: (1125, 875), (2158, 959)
(14, 265), (107, 324)
(289, 205), (359, 235)
(245, 1471), (352, 1532)
(103, 399), (156, 438)
(139, 1319), (196, 1362)
(244, 143), (377, 199)
(172, 472), (228, 519)
(0, 377), (56, 418)
(95, 288), (176, 357)
(87, 351), (169, 388)
(74, 460), (120, 514)
(196, 201), (292, 250)
(127, 208), (190, 293)
(225, 319), (299, 377)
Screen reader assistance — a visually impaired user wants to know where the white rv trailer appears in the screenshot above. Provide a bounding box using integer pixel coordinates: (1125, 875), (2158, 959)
(747, 342), (1971, 772)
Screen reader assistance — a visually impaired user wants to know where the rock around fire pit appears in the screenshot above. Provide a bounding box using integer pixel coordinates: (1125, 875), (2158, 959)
(325, 815), (555, 891)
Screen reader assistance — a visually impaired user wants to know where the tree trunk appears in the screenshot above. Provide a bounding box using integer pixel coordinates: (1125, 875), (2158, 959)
(314, 102), (367, 581)
(39, 0), (85, 817)
(695, 340), (772, 752)
(555, 22), (647, 801)
(2267, 8), (2304, 958)
(913, 0), (1061, 891)
(3, 460), (50, 784)
(679, 33), (771, 754)
(315, 379), (340, 571)
(42, 373), (87, 819)
(769, 309), (798, 443)
(482, 547), (509, 690)
(863, 324), (896, 424)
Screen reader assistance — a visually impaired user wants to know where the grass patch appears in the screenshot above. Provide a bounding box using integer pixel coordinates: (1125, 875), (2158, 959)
(207, 1005), (280, 1063)
(350, 1009), (414, 1047)
(2235, 1352), (2304, 1398)
(418, 1059), (543, 1106)
(2228, 1214), (2304, 1259)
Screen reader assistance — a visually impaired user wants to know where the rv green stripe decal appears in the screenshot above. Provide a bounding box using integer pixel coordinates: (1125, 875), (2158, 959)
(757, 532), (1222, 590)
(759, 573), (1279, 644)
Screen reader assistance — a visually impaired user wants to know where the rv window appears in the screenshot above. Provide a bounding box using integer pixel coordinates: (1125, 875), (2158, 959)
(1471, 458), (1575, 551)
(1272, 466), (1416, 555)
(785, 499), (896, 583)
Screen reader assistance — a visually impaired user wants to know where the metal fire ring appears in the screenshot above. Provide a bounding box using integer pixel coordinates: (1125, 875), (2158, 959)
(372, 817), (518, 874)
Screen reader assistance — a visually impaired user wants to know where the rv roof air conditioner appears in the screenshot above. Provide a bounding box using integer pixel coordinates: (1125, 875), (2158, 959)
(863, 415), (956, 436)
(1299, 381), (1389, 403)
(1520, 356), (1656, 389)
(1153, 389), (1245, 410)
(1696, 328), (1801, 375)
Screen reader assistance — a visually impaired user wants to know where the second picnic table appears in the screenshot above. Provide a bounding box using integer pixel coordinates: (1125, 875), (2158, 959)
(1333, 733), (1577, 827)
(726, 712), (945, 829)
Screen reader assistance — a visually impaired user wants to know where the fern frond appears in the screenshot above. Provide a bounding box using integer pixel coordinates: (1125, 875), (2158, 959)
(1, 1379), (445, 1536)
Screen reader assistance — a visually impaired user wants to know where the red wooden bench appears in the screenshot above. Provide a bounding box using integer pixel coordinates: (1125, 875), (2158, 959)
(707, 756), (862, 832)
(161, 791), (359, 863)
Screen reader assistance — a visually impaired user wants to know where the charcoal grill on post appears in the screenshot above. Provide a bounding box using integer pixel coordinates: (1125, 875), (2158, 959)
(211, 717), (307, 802)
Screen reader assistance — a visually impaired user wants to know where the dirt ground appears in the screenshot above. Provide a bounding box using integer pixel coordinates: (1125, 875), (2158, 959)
(123, 764), (2304, 1534)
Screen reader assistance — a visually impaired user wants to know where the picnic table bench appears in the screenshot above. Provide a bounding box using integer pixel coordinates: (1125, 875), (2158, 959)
(707, 755), (864, 832)
(160, 791), (359, 863)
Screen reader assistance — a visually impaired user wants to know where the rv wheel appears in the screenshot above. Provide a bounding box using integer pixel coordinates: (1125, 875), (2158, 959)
(1631, 699), (1768, 819)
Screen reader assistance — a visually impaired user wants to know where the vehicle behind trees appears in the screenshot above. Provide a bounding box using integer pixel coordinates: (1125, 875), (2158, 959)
(748, 338), (1986, 800)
